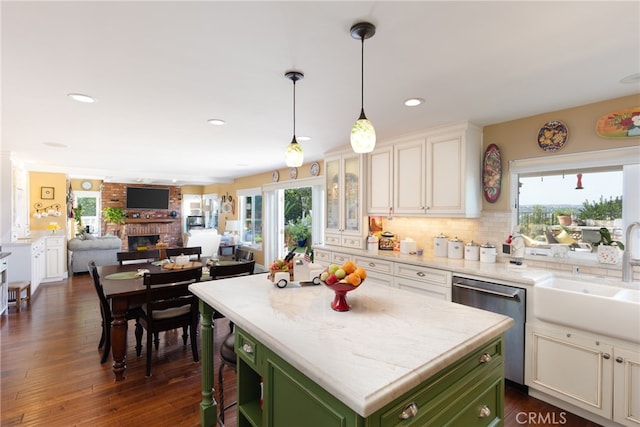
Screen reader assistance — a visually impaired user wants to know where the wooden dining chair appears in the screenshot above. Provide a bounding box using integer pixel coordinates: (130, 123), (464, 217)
(117, 249), (161, 265)
(137, 267), (202, 377)
(234, 248), (254, 262)
(88, 261), (142, 364)
(209, 260), (255, 280)
(165, 246), (202, 261)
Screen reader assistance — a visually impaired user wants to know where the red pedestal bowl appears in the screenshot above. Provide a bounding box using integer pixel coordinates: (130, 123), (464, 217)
(322, 280), (363, 312)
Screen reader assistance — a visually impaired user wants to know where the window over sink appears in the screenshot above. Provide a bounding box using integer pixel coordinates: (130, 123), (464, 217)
(510, 146), (640, 262)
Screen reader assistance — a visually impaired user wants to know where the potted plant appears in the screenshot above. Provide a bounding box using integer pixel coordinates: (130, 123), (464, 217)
(103, 207), (126, 237)
(593, 227), (624, 264)
(554, 209), (573, 226)
(286, 216), (311, 248)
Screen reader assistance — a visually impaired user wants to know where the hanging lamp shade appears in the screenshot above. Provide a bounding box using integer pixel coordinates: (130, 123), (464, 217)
(284, 71), (304, 167)
(350, 22), (376, 154)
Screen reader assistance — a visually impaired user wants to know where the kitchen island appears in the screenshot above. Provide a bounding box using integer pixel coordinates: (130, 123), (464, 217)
(190, 273), (514, 426)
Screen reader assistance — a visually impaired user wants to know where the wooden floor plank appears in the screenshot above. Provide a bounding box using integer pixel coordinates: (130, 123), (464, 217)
(1, 273), (599, 426)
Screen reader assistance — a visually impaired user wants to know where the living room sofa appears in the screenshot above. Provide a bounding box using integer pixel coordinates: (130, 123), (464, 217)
(67, 235), (122, 273)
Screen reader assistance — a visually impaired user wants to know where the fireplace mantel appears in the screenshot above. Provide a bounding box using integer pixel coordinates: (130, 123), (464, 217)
(124, 219), (176, 224)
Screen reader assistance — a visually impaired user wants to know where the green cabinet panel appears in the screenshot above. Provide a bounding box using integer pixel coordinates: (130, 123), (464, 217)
(234, 327), (505, 427)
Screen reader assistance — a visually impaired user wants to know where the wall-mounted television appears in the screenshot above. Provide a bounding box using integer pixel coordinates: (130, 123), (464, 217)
(126, 187), (170, 210)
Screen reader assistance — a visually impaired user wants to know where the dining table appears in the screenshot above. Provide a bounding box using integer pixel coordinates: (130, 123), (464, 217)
(99, 258), (248, 380)
(99, 261), (205, 380)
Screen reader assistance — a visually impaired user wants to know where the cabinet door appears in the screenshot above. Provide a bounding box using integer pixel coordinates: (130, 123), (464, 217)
(528, 326), (613, 419)
(367, 146), (393, 215)
(394, 138), (425, 214)
(342, 154), (361, 235)
(394, 277), (450, 300)
(613, 346), (640, 426)
(325, 156), (341, 234)
(426, 133), (463, 215)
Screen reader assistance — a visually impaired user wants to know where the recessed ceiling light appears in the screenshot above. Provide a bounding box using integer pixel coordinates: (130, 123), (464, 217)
(297, 136), (311, 142)
(620, 73), (640, 84)
(67, 93), (96, 103)
(404, 98), (424, 107)
(43, 142), (68, 148)
(207, 119), (226, 126)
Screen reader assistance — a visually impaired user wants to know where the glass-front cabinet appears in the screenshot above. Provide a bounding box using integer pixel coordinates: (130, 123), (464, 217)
(324, 151), (365, 249)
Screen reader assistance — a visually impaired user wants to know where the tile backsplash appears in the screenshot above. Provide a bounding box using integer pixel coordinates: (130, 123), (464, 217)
(377, 211), (636, 280)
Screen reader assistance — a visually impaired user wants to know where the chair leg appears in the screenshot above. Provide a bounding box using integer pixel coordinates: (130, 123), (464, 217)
(182, 325), (188, 346)
(154, 332), (160, 351)
(135, 322), (143, 357)
(218, 362), (226, 423)
(190, 323), (199, 362)
(146, 330), (153, 377)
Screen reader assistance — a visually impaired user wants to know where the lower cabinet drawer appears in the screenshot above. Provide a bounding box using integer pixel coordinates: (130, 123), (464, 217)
(235, 327), (261, 374)
(353, 255), (393, 275)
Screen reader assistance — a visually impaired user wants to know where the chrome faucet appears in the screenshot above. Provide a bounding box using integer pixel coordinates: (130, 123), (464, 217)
(622, 221), (640, 282)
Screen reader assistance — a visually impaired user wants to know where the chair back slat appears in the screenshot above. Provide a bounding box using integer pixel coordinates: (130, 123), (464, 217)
(117, 249), (161, 265)
(234, 248), (254, 262)
(88, 261), (110, 315)
(210, 260), (255, 280)
(165, 246), (202, 261)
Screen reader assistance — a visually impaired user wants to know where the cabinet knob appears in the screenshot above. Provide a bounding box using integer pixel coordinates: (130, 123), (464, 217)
(479, 352), (492, 363)
(479, 405), (491, 418)
(399, 402), (419, 420)
(368, 262), (376, 267)
(603, 353), (610, 360)
(241, 343), (254, 354)
(416, 271), (426, 277)
(616, 356), (624, 363)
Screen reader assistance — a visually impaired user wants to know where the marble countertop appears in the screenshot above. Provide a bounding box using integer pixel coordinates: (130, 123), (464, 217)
(0, 252), (11, 260)
(190, 274), (513, 417)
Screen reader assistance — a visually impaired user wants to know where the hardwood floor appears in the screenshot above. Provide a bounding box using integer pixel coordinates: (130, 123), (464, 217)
(1, 274), (602, 426)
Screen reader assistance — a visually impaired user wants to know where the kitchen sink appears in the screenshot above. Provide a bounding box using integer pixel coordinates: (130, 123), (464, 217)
(534, 276), (640, 343)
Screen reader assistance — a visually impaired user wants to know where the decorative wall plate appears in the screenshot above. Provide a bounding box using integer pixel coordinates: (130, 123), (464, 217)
(289, 167), (298, 180)
(310, 161), (320, 176)
(482, 143), (502, 203)
(81, 180), (92, 190)
(537, 121), (568, 152)
(272, 170), (279, 182)
(595, 107), (640, 138)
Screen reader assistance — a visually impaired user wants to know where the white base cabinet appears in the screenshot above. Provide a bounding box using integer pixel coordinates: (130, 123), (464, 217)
(3, 239), (45, 295)
(1, 256), (8, 315)
(526, 324), (640, 426)
(393, 262), (452, 300)
(44, 236), (65, 280)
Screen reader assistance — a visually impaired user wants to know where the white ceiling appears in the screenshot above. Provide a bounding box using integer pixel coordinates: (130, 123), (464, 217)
(2, 1), (639, 186)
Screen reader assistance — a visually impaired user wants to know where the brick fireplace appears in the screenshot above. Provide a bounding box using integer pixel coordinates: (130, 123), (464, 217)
(101, 182), (183, 251)
(128, 234), (160, 251)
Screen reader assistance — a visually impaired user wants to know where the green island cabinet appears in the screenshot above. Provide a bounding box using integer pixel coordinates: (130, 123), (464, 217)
(189, 275), (513, 427)
(236, 327), (505, 427)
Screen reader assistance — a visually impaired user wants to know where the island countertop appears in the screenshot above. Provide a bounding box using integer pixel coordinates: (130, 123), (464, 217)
(190, 274), (513, 417)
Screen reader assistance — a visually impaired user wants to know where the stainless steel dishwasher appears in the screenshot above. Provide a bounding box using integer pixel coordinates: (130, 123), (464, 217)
(452, 276), (526, 385)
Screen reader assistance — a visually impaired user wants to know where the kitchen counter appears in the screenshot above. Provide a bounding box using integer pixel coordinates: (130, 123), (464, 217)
(190, 274), (513, 425)
(0, 252), (11, 259)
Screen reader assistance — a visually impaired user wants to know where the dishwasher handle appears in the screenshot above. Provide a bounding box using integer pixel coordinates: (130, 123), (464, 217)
(453, 282), (521, 300)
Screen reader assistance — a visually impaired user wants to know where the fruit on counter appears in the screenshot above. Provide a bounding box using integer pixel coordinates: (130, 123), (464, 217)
(319, 260), (367, 287)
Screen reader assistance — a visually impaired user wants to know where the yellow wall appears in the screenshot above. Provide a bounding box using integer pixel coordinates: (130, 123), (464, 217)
(483, 94), (640, 212)
(29, 171), (68, 232)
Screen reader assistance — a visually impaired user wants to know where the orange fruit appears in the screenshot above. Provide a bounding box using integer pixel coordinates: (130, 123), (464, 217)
(342, 260), (357, 274)
(346, 273), (361, 286)
(354, 267), (367, 280)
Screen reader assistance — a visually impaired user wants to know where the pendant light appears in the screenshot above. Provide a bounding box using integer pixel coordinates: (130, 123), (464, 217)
(350, 21), (376, 154)
(285, 71), (304, 167)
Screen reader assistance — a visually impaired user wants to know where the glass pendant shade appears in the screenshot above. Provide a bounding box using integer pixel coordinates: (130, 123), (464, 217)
(351, 108), (376, 153)
(285, 137), (303, 167)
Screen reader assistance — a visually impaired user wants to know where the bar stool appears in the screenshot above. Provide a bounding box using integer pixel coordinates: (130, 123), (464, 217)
(8, 281), (31, 312)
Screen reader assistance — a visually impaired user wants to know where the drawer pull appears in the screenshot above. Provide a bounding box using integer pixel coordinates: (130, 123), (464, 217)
(368, 262), (376, 267)
(399, 402), (419, 420)
(479, 405), (491, 418)
(416, 271), (426, 277)
(616, 356), (624, 363)
(241, 342), (254, 354)
(603, 353), (610, 360)
(479, 352), (492, 363)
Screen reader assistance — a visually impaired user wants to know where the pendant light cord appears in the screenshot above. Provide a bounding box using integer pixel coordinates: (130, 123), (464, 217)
(360, 36), (365, 110)
(293, 78), (296, 137)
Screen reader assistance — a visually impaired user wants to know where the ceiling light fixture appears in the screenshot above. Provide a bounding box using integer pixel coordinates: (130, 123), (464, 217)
(404, 98), (424, 107)
(284, 70), (304, 167)
(207, 118), (226, 126)
(67, 93), (96, 103)
(350, 21), (376, 154)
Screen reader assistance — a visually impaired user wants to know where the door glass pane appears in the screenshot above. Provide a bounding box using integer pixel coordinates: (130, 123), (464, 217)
(344, 156), (359, 232)
(326, 158), (340, 230)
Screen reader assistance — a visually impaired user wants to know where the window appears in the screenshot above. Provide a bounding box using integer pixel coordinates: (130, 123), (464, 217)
(75, 191), (101, 235)
(238, 187), (262, 248)
(510, 146), (639, 260)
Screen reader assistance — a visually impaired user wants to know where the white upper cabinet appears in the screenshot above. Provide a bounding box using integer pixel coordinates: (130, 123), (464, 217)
(325, 150), (365, 249)
(366, 122), (482, 218)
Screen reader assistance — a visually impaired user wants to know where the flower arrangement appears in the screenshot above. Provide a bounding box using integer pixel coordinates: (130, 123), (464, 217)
(610, 111), (640, 136)
(47, 222), (60, 234)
